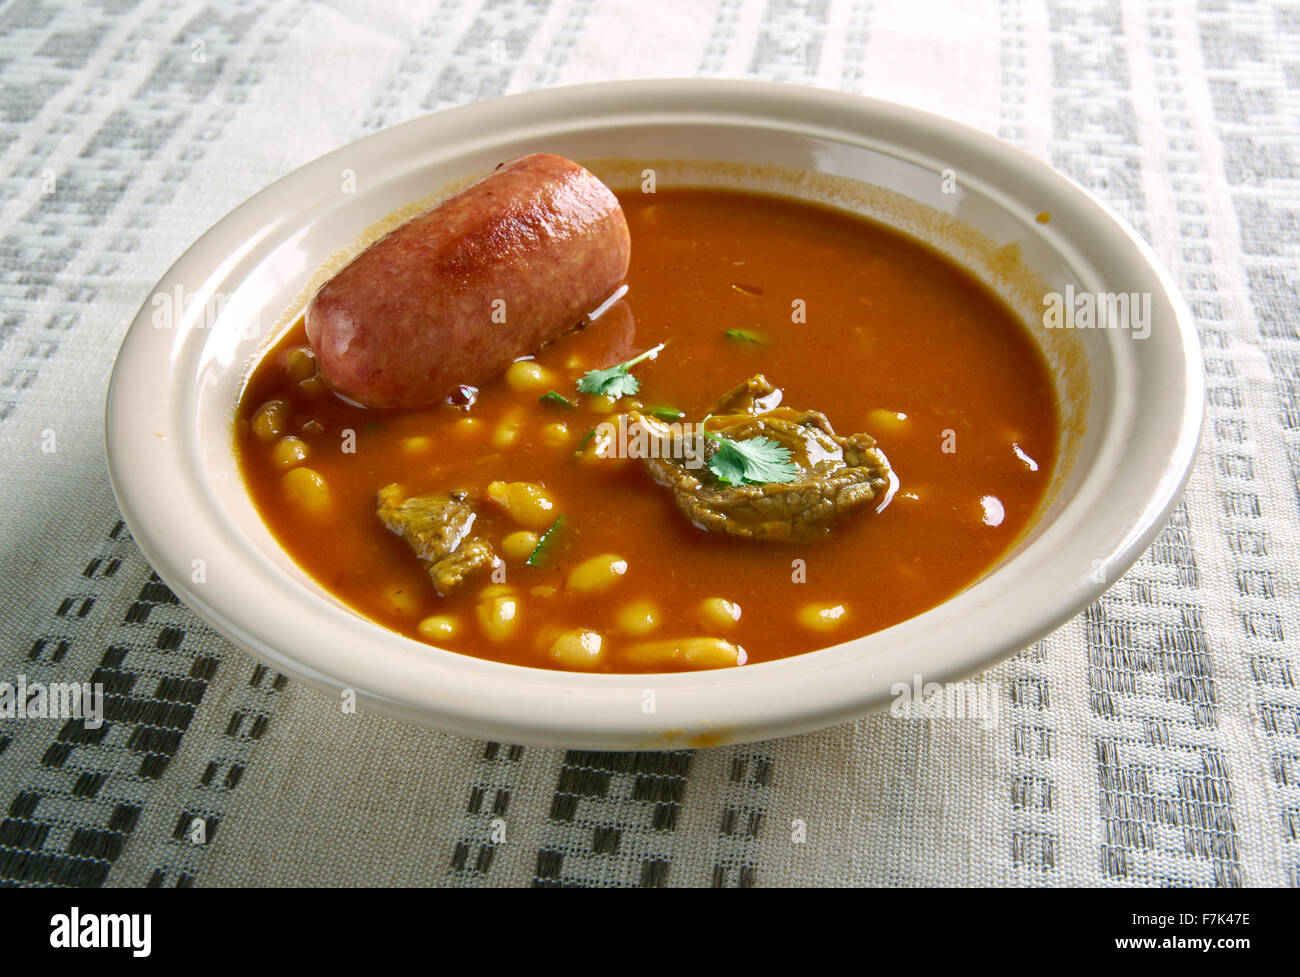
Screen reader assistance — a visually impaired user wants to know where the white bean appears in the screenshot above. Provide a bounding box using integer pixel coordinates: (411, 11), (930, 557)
(546, 628), (606, 669)
(271, 436), (309, 470)
(492, 408), (524, 449)
(282, 467), (329, 514)
(476, 592), (520, 642)
(252, 399), (290, 442)
(699, 597), (742, 630)
(506, 359), (555, 392)
(417, 615), (458, 641)
(566, 554), (628, 594)
(616, 600), (660, 636)
(486, 480), (556, 530)
(501, 530), (539, 564)
(622, 637), (745, 670)
(797, 602), (847, 631)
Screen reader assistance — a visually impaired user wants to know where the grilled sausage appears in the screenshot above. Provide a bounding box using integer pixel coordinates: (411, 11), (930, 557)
(306, 153), (631, 409)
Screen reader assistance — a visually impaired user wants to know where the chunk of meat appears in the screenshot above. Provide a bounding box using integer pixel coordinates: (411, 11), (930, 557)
(428, 537), (499, 595)
(630, 375), (895, 542)
(377, 484), (500, 594)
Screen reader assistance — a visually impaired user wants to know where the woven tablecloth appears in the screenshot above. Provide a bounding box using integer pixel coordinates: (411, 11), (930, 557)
(1, 0), (1297, 888)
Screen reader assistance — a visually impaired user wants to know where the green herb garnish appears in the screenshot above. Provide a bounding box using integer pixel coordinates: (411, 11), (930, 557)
(576, 343), (665, 399)
(705, 433), (799, 486)
(526, 515), (566, 567)
(646, 405), (684, 422)
(574, 428), (596, 455)
(724, 328), (764, 345)
(539, 390), (577, 408)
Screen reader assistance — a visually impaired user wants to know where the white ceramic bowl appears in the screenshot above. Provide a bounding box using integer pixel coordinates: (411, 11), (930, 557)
(105, 80), (1203, 749)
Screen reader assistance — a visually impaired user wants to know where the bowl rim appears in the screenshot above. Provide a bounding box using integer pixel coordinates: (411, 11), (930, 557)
(105, 78), (1204, 749)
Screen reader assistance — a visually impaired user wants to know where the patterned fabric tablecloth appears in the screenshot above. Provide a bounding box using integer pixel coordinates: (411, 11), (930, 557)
(0, 0), (1297, 888)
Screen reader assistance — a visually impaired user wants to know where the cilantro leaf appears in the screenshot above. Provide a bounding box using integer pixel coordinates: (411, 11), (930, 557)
(539, 390), (576, 408)
(579, 369), (640, 399)
(646, 405), (684, 422)
(576, 343), (665, 399)
(574, 428), (596, 456)
(724, 328), (764, 345)
(705, 433), (800, 485)
(526, 515), (566, 567)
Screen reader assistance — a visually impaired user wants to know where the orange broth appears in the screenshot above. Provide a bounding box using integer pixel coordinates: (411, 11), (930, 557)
(235, 188), (1058, 672)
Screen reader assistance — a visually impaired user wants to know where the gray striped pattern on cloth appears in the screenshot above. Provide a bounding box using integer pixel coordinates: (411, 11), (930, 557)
(0, 0), (1296, 886)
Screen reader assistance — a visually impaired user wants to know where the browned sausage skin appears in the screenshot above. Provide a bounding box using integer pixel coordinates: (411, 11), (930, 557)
(305, 153), (631, 409)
